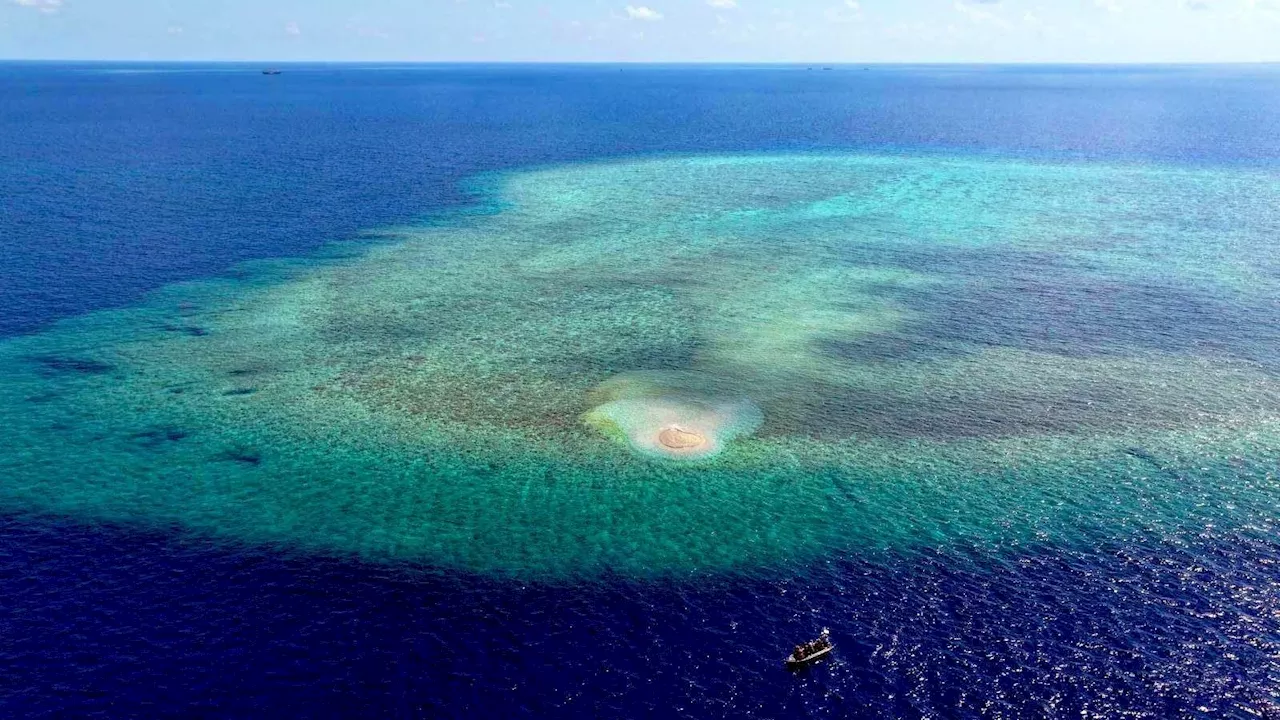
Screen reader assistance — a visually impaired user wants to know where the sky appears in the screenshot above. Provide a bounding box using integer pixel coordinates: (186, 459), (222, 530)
(1, 0), (1278, 63)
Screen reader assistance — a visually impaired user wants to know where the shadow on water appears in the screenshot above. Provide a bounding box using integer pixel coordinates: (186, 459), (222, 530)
(831, 244), (1280, 367)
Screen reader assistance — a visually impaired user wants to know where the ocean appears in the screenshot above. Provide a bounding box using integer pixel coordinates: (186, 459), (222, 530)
(2, 63), (1279, 717)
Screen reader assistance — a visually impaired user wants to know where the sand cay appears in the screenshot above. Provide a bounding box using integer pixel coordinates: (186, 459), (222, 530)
(583, 373), (763, 460)
(658, 426), (707, 451)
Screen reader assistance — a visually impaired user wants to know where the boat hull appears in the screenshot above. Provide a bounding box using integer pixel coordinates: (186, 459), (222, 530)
(784, 645), (833, 667)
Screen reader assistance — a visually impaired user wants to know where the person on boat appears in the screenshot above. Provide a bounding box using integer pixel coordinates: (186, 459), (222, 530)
(794, 644), (806, 660)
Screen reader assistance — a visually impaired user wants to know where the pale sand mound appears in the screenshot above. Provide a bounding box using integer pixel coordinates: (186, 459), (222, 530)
(584, 373), (762, 460)
(658, 426), (708, 451)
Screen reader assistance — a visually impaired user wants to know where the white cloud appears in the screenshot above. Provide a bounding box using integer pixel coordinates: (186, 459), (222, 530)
(886, 20), (947, 42)
(1246, 0), (1280, 11)
(1094, 0), (1121, 12)
(284, 21), (301, 35)
(625, 5), (663, 20)
(825, 0), (862, 23)
(11, 0), (62, 13)
(495, 0), (513, 7)
(166, 25), (183, 34)
(954, 1), (1011, 28)
(707, 0), (737, 7)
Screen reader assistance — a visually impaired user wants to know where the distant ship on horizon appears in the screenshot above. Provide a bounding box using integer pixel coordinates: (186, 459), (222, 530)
(262, 69), (282, 75)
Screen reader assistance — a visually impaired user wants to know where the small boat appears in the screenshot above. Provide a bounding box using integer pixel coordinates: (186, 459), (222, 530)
(785, 628), (833, 667)
(262, 69), (282, 75)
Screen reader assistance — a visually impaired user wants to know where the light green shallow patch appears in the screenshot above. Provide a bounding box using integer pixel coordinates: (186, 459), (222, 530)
(2, 153), (1279, 579)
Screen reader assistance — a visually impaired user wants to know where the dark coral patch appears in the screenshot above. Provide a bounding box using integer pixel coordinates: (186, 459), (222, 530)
(162, 324), (210, 337)
(218, 448), (262, 466)
(130, 426), (191, 449)
(30, 355), (114, 375)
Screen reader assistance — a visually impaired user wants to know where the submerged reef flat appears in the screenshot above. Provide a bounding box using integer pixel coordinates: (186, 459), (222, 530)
(2, 153), (1280, 578)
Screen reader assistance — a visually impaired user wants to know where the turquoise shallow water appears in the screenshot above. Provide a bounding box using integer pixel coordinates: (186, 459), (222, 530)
(3, 152), (1279, 579)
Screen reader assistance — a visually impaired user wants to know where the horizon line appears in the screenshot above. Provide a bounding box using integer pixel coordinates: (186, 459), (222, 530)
(4, 59), (1280, 66)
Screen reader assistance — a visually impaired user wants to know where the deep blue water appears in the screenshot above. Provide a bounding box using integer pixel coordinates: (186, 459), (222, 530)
(3, 63), (1280, 717)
